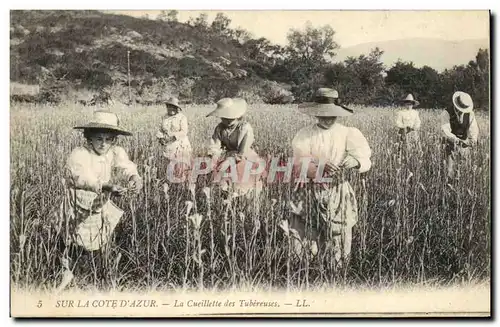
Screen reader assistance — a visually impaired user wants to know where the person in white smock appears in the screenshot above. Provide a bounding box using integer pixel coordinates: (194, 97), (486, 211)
(290, 88), (372, 266)
(395, 93), (422, 154)
(156, 97), (193, 182)
(57, 110), (143, 289)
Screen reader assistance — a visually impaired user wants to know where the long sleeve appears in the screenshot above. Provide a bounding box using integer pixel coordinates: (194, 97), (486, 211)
(395, 111), (405, 129)
(158, 115), (171, 137)
(345, 127), (372, 173)
(440, 111), (460, 143)
(208, 125), (224, 157)
(467, 112), (479, 144)
(171, 115), (189, 140)
(65, 148), (102, 193)
(112, 146), (139, 179)
(291, 128), (317, 180)
(236, 123), (255, 157)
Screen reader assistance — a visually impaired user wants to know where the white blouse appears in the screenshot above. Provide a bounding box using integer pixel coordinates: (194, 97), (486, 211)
(156, 113), (189, 141)
(291, 123), (372, 174)
(65, 145), (139, 193)
(395, 109), (421, 130)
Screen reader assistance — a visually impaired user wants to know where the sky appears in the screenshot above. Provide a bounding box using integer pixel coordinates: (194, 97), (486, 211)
(109, 10), (490, 48)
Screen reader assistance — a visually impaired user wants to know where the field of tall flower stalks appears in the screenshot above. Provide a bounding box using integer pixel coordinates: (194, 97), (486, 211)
(9, 101), (491, 293)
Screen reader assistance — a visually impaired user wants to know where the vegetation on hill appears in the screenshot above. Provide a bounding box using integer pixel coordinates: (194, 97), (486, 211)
(10, 10), (490, 109)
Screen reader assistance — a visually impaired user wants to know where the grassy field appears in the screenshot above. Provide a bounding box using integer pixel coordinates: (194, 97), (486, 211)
(9, 102), (491, 293)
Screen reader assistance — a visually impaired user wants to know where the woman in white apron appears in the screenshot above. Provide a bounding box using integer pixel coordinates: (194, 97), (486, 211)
(289, 88), (372, 268)
(57, 110), (143, 289)
(156, 97), (193, 184)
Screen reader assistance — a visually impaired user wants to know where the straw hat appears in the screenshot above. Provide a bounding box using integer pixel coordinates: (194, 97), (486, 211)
(73, 110), (132, 136)
(402, 93), (420, 106)
(164, 97), (182, 110)
(452, 91), (474, 113)
(206, 98), (248, 119)
(298, 88), (353, 117)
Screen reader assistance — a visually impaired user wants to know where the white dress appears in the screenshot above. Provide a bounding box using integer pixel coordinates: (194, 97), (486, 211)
(291, 123), (372, 262)
(395, 109), (421, 151)
(156, 113), (193, 163)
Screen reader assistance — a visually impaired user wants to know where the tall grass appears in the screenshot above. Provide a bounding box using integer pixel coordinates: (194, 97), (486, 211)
(9, 102), (491, 292)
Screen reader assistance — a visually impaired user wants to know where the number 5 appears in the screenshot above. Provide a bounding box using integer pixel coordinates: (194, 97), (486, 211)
(37, 300), (42, 308)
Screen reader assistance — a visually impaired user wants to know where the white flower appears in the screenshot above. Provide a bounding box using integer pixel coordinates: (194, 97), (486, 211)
(279, 220), (289, 236)
(189, 182), (196, 198)
(185, 201), (194, 217)
(291, 238), (303, 257)
(188, 214), (204, 230)
(202, 187), (211, 200)
(163, 183), (170, 199)
(289, 201), (303, 215)
(61, 257), (70, 270)
(308, 240), (318, 257)
(253, 219), (261, 232)
(19, 234), (26, 249)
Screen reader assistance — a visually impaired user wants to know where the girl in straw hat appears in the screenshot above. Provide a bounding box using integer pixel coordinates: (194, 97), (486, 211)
(206, 98), (264, 199)
(395, 93), (422, 155)
(56, 110), (143, 288)
(156, 97), (193, 181)
(289, 88), (372, 267)
(441, 91), (479, 181)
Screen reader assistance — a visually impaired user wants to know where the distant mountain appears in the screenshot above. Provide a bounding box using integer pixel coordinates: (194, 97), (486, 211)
(333, 38), (489, 72)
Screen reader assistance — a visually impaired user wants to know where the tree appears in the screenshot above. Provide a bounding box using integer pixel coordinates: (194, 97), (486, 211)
(385, 60), (440, 107)
(284, 21), (340, 87)
(232, 27), (252, 44)
(323, 48), (385, 105)
(188, 13), (208, 30)
(473, 48), (489, 109)
(157, 10), (167, 22)
(167, 10), (178, 22)
(430, 48), (489, 109)
(211, 12), (231, 36)
(286, 21), (339, 62)
(243, 37), (272, 60)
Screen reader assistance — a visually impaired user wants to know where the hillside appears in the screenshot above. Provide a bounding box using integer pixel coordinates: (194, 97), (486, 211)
(10, 10), (286, 104)
(9, 11), (489, 108)
(333, 38), (490, 72)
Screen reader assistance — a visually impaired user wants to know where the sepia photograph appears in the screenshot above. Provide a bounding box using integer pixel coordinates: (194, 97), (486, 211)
(8, 8), (491, 318)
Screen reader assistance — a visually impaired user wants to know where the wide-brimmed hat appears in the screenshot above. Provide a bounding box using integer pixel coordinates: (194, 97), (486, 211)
(401, 93), (420, 106)
(206, 98), (248, 119)
(452, 91), (474, 113)
(298, 88), (353, 117)
(73, 110), (132, 136)
(164, 97), (182, 110)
